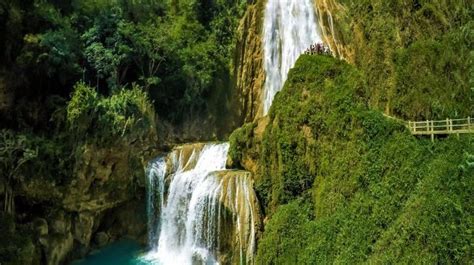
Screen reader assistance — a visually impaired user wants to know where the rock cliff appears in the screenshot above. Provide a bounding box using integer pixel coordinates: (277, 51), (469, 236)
(1, 141), (157, 265)
(233, 0), (266, 123)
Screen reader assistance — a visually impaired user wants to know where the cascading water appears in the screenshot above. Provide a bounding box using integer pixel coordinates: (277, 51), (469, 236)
(263, 0), (322, 114)
(143, 143), (259, 265)
(146, 157), (167, 250)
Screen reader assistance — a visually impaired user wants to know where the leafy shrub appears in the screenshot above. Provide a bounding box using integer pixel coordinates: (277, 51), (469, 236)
(67, 82), (156, 145)
(228, 122), (255, 167)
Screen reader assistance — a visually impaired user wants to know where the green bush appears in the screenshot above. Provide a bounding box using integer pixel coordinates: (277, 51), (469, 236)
(67, 82), (156, 145)
(228, 122), (255, 168)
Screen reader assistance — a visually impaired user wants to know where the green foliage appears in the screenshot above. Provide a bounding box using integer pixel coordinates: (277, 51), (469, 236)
(67, 82), (156, 145)
(334, 0), (473, 120)
(393, 26), (473, 119)
(252, 55), (474, 264)
(0, 129), (73, 183)
(35, 25), (82, 84)
(228, 122), (255, 167)
(0, 130), (38, 180)
(1, 0), (246, 129)
(255, 200), (313, 265)
(257, 55), (366, 210)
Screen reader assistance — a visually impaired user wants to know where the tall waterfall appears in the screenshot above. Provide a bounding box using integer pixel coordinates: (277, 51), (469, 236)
(263, 0), (322, 114)
(143, 143), (259, 265)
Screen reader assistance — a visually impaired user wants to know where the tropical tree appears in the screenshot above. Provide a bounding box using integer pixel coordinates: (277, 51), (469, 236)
(0, 130), (38, 214)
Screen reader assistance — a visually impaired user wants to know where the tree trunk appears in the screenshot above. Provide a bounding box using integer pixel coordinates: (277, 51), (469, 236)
(3, 183), (14, 215)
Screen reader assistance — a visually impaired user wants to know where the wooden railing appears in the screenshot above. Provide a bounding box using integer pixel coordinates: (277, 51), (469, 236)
(407, 117), (474, 139)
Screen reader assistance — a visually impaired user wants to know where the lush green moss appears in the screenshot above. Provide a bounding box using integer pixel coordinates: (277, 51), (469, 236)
(258, 55), (368, 210)
(255, 199), (313, 265)
(253, 55), (474, 264)
(228, 122), (255, 167)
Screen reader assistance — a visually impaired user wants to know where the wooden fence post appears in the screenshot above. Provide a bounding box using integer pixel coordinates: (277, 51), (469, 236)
(431, 120), (434, 142)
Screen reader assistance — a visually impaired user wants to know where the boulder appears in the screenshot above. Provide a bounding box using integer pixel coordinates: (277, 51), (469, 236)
(94, 232), (110, 247)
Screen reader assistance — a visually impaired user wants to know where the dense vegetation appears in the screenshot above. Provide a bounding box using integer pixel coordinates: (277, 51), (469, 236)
(1, 0), (472, 264)
(0, 0), (246, 130)
(332, 0), (473, 119)
(0, 1), (248, 263)
(228, 1), (473, 263)
(230, 55), (473, 264)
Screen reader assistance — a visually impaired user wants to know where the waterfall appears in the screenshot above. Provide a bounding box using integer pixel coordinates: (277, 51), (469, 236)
(146, 157), (167, 250)
(143, 143), (259, 265)
(263, 0), (322, 114)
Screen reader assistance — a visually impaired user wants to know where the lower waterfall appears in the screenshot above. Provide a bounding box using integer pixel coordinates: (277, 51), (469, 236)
(142, 143), (259, 265)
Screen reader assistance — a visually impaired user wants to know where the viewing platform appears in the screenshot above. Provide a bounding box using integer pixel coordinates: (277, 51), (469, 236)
(407, 118), (474, 140)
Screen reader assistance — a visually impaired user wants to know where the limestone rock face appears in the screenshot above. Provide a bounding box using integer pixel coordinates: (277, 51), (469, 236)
(94, 232), (110, 247)
(62, 144), (142, 212)
(313, 0), (353, 61)
(234, 0), (266, 123)
(227, 116), (268, 177)
(41, 232), (74, 265)
(212, 170), (262, 265)
(73, 212), (95, 246)
(49, 212), (71, 235)
(13, 142), (149, 265)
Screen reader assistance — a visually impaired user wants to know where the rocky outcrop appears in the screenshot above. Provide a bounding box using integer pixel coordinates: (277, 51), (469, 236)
(212, 170), (262, 265)
(313, 0), (353, 61)
(233, 0), (266, 123)
(10, 142), (152, 265)
(227, 116), (268, 176)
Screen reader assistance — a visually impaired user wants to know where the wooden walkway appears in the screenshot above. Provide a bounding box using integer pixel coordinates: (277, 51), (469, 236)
(407, 117), (474, 140)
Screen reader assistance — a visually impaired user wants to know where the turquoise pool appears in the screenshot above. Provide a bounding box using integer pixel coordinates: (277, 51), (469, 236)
(71, 240), (155, 265)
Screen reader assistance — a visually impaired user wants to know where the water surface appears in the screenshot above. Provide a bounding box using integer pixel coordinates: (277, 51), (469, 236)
(72, 240), (154, 265)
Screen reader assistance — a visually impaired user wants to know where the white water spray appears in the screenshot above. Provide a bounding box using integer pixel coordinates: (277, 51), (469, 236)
(143, 143), (258, 265)
(263, 0), (322, 114)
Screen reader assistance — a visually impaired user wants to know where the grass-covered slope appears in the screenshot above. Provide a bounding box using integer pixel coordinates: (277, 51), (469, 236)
(322, 0), (473, 120)
(230, 55), (473, 264)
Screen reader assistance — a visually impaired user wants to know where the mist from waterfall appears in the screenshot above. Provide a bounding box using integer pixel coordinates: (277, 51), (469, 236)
(143, 143), (258, 265)
(263, 0), (322, 114)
